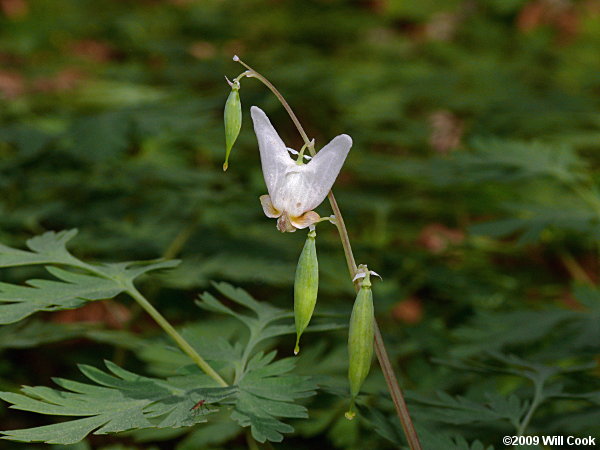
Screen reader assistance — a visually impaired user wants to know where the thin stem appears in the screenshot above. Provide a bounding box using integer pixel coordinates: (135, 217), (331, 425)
(72, 258), (228, 385)
(566, 181), (600, 285)
(162, 218), (200, 261)
(517, 382), (544, 436)
(559, 250), (594, 285)
(113, 217), (201, 365)
(126, 285), (228, 387)
(234, 57), (312, 149)
(235, 57), (422, 449)
(326, 191), (358, 284)
(373, 323), (421, 447)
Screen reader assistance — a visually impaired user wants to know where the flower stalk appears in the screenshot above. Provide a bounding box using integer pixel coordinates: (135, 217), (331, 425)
(234, 56), (422, 449)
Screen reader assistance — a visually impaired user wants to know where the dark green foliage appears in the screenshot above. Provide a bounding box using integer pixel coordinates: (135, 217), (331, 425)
(0, 260), (326, 444)
(0, 361), (237, 444)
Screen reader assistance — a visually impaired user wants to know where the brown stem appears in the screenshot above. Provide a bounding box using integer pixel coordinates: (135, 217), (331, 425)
(559, 250), (594, 285)
(374, 323), (421, 449)
(234, 56), (422, 449)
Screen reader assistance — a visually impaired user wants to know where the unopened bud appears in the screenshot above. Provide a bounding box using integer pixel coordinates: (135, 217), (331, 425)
(223, 79), (241, 171)
(293, 227), (318, 354)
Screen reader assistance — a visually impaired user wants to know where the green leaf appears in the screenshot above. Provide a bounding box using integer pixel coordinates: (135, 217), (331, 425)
(0, 361), (236, 444)
(407, 391), (527, 427)
(1, 351), (316, 445)
(0, 266), (123, 324)
(0, 230), (179, 324)
(2, 286), (320, 444)
(177, 417), (242, 449)
(418, 427), (495, 450)
(363, 407), (404, 445)
(197, 284), (322, 442)
(232, 351), (317, 443)
(0, 321), (130, 351)
(451, 309), (573, 357)
(0, 230), (79, 268)
(198, 282), (344, 360)
(430, 139), (585, 186)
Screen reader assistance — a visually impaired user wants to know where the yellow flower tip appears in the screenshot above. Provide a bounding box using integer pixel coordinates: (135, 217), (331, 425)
(260, 195), (282, 219)
(289, 210), (320, 230)
(223, 161), (229, 171)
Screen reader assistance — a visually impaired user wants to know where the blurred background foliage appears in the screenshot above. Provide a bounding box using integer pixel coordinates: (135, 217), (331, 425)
(1, 0), (600, 448)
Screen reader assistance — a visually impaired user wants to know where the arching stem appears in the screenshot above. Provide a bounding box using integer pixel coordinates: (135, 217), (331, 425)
(234, 56), (421, 450)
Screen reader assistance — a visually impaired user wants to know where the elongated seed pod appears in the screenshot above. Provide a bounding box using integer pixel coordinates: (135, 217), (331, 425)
(294, 228), (318, 355)
(223, 81), (241, 171)
(346, 273), (374, 419)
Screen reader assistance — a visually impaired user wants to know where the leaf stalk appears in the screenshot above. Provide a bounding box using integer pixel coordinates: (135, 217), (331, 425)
(125, 285), (228, 387)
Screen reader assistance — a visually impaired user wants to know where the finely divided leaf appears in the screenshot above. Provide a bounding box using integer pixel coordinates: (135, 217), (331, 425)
(418, 427), (495, 450)
(406, 391), (527, 427)
(451, 309), (573, 357)
(0, 266), (123, 324)
(0, 361), (236, 444)
(198, 282), (344, 354)
(2, 285), (320, 444)
(232, 352), (317, 443)
(0, 230), (180, 325)
(0, 230), (79, 268)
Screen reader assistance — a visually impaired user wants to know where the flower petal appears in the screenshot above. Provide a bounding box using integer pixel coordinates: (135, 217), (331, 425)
(251, 106), (296, 199)
(301, 134), (352, 211)
(260, 194), (281, 218)
(289, 210), (321, 229)
(277, 214), (297, 233)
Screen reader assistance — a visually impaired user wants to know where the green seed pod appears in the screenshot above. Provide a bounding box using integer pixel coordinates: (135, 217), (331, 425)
(293, 227), (318, 355)
(223, 80), (241, 171)
(346, 273), (374, 420)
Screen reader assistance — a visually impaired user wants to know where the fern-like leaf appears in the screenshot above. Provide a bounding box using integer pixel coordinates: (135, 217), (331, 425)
(0, 230), (178, 324)
(0, 360), (236, 444)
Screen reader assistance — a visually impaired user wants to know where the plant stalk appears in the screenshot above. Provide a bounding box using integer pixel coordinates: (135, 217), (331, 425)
(110, 218), (204, 367)
(126, 285), (228, 387)
(76, 258), (228, 385)
(235, 57), (422, 450)
(516, 382), (543, 436)
(559, 250), (594, 285)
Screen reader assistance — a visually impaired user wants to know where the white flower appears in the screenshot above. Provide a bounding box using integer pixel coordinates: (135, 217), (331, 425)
(251, 106), (352, 232)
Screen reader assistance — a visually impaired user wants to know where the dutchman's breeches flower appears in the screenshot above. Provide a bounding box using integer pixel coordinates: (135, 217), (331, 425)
(251, 106), (352, 232)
